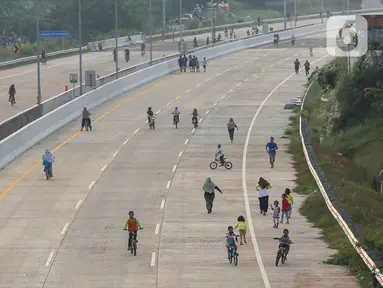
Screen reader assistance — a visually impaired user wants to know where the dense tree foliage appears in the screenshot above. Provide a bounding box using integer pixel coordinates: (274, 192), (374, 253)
(0, 0), (363, 44)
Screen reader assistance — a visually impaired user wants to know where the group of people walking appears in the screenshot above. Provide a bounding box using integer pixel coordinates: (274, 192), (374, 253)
(178, 55), (207, 73)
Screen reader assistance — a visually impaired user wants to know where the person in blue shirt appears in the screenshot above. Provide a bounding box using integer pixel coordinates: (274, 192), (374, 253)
(215, 144), (225, 166)
(266, 137), (278, 168)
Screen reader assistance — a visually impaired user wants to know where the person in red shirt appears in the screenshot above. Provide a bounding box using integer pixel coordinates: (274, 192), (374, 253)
(123, 211), (143, 250)
(281, 193), (290, 224)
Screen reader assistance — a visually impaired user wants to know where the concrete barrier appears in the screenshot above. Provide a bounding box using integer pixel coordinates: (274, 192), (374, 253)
(0, 23), (326, 169)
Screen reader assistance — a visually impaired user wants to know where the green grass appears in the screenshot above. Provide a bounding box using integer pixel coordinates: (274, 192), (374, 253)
(285, 84), (383, 287)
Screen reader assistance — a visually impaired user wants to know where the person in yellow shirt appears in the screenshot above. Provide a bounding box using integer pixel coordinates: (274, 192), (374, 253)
(285, 188), (294, 218)
(234, 215), (247, 245)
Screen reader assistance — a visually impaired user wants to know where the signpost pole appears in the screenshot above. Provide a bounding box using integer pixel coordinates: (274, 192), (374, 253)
(36, 0), (42, 117)
(79, 0), (83, 96)
(149, 0), (153, 65)
(115, 0), (119, 79)
(284, 0), (287, 30)
(180, 0), (183, 46)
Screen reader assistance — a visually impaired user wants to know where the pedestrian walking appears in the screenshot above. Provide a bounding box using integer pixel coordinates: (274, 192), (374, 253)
(202, 57), (207, 72)
(285, 188), (294, 218)
(8, 84), (16, 104)
(281, 193), (290, 224)
(227, 118), (238, 143)
(266, 137), (278, 168)
(271, 200), (280, 228)
(202, 177), (223, 214)
(256, 177), (271, 216)
(234, 216), (247, 245)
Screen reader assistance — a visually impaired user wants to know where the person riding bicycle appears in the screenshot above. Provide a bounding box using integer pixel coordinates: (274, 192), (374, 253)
(123, 211), (143, 250)
(81, 107), (92, 131)
(309, 46), (313, 56)
(42, 148), (55, 178)
(192, 108), (198, 125)
(172, 107), (180, 125)
(147, 107), (154, 123)
(215, 144), (225, 166)
(124, 48), (130, 61)
(226, 226), (239, 258)
(275, 229), (293, 258)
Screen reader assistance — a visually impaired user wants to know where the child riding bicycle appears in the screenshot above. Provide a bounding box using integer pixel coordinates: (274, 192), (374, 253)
(123, 211), (143, 250)
(226, 226), (239, 258)
(274, 229), (293, 258)
(215, 144), (225, 166)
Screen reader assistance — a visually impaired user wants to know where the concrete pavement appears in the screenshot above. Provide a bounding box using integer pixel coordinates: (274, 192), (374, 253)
(0, 18), (324, 122)
(0, 34), (357, 287)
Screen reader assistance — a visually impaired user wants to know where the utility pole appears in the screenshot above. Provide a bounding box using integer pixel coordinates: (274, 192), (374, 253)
(79, 0), (83, 96)
(36, 0), (42, 117)
(284, 0), (287, 30)
(115, 0), (118, 79)
(179, 0), (183, 53)
(294, 0), (297, 27)
(149, 0), (153, 64)
(321, 0), (324, 23)
(162, 0), (166, 32)
(211, 0), (214, 44)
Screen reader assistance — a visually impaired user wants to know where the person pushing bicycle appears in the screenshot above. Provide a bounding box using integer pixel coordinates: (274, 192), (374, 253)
(226, 226), (238, 259)
(274, 229), (293, 258)
(123, 211), (143, 250)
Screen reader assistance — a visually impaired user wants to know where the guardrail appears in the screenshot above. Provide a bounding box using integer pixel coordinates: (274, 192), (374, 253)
(0, 22), (327, 169)
(2, 7), (382, 69)
(0, 46), (88, 69)
(299, 81), (383, 287)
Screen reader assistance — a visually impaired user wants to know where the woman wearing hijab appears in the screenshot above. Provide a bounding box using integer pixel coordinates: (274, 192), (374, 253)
(256, 177), (272, 216)
(227, 118), (238, 143)
(202, 177), (223, 214)
(42, 149), (55, 178)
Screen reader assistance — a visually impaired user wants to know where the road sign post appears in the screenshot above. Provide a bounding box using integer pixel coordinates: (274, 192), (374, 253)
(69, 73), (78, 98)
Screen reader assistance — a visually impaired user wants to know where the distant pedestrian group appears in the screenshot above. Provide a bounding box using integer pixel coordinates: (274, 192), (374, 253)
(178, 55), (207, 72)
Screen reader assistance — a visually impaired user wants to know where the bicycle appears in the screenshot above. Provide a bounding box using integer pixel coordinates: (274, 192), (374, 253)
(149, 116), (156, 130)
(173, 115), (179, 129)
(273, 237), (293, 266)
(210, 157), (233, 170)
(124, 228), (143, 256)
(192, 116), (198, 128)
(84, 118), (91, 131)
(228, 243), (239, 266)
(44, 164), (52, 180)
(9, 94), (15, 106)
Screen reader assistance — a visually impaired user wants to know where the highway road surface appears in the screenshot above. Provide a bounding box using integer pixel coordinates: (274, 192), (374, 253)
(0, 18), (324, 122)
(0, 34), (358, 287)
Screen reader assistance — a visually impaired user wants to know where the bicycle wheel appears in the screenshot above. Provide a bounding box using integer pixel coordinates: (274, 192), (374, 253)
(275, 250), (282, 266)
(225, 161), (233, 170)
(234, 253), (238, 266)
(45, 168), (49, 180)
(210, 161), (217, 170)
(130, 239), (134, 255)
(281, 249), (287, 264)
(228, 251), (233, 264)
(133, 241), (137, 256)
(175, 120), (178, 129)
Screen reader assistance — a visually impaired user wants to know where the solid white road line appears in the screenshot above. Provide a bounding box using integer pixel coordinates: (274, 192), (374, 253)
(166, 181), (171, 189)
(172, 165), (177, 173)
(160, 199), (166, 209)
(45, 252), (55, 267)
(60, 223), (69, 235)
(199, 118), (203, 123)
(88, 181), (96, 189)
(151, 252), (156, 266)
(155, 224), (160, 235)
(178, 151), (183, 158)
(184, 139), (189, 145)
(75, 200), (82, 209)
(241, 54), (329, 288)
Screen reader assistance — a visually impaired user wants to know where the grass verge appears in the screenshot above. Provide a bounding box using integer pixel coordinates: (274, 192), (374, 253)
(286, 85), (382, 287)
